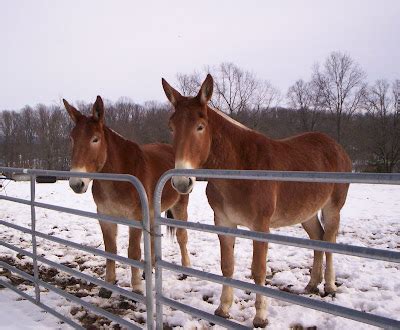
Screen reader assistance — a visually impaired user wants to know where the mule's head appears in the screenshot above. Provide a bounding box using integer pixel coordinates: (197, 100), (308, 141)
(63, 96), (107, 194)
(162, 74), (214, 194)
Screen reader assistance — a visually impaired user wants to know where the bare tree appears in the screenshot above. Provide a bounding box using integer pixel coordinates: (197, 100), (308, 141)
(212, 62), (258, 114)
(176, 72), (201, 96)
(365, 79), (400, 172)
(312, 51), (366, 142)
(287, 79), (323, 131)
(0, 111), (19, 166)
(176, 62), (280, 117)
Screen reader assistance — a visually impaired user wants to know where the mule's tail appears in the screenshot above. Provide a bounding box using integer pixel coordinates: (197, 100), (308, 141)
(166, 209), (176, 239)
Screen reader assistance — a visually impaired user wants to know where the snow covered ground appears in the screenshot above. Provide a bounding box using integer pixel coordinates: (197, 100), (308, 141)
(0, 180), (399, 329)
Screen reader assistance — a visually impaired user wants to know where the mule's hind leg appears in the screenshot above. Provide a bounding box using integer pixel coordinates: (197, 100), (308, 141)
(214, 216), (236, 319)
(302, 215), (324, 293)
(170, 194), (191, 267)
(99, 220), (117, 298)
(321, 205), (341, 295)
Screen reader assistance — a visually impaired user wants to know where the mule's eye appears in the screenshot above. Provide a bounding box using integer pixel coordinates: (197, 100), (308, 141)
(197, 124), (205, 132)
(92, 137), (99, 143)
(169, 126), (174, 134)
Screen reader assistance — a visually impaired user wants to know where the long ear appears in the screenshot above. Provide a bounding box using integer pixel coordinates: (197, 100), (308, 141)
(197, 74), (214, 105)
(92, 95), (105, 123)
(63, 99), (82, 123)
(162, 78), (183, 107)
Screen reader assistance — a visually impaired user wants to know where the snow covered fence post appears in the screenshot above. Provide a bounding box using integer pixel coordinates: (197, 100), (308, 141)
(30, 174), (40, 304)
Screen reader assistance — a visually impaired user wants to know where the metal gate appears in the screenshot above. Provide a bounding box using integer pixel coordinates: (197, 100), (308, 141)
(2, 167), (400, 329)
(0, 167), (154, 329)
(153, 169), (400, 329)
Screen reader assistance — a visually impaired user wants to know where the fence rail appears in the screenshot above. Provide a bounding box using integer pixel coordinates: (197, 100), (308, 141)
(153, 169), (400, 329)
(0, 167), (153, 329)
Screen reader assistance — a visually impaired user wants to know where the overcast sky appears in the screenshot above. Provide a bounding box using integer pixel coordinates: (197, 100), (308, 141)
(0, 0), (399, 110)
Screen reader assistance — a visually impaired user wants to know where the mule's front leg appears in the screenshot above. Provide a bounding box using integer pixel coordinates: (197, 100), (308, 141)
(214, 232), (236, 319)
(99, 221), (117, 298)
(252, 240), (268, 328)
(129, 227), (143, 294)
(171, 199), (191, 267)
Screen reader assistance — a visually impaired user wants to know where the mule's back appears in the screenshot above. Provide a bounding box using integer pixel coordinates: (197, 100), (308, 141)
(274, 132), (351, 172)
(242, 131), (351, 228)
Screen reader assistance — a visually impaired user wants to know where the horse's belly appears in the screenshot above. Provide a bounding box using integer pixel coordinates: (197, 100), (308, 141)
(269, 209), (318, 228)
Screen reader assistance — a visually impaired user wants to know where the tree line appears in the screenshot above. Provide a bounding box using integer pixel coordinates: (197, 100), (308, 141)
(1, 51), (399, 172)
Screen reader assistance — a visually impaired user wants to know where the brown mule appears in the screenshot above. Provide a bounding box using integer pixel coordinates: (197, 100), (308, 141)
(162, 75), (352, 327)
(63, 96), (191, 295)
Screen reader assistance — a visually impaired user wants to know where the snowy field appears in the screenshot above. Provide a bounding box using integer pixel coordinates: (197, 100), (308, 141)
(0, 180), (399, 329)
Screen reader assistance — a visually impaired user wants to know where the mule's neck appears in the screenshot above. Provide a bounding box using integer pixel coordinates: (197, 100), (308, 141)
(204, 108), (269, 170)
(101, 127), (143, 175)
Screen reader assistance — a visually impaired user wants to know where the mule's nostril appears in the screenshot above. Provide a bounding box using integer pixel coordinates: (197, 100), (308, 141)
(188, 177), (193, 186)
(80, 181), (85, 188)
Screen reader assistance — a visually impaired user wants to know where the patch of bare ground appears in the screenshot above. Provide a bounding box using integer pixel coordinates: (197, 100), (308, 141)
(0, 256), (145, 328)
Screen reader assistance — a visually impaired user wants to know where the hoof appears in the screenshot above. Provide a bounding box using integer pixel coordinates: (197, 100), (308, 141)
(323, 284), (337, 297)
(99, 287), (112, 299)
(321, 290), (336, 298)
(214, 307), (230, 319)
(305, 284), (319, 294)
(253, 316), (269, 328)
(132, 284), (143, 295)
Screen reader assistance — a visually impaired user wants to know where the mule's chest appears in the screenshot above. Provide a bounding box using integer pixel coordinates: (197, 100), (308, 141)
(92, 181), (140, 218)
(205, 180), (260, 227)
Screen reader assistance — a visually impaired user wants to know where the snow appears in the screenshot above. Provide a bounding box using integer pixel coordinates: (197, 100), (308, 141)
(0, 180), (399, 329)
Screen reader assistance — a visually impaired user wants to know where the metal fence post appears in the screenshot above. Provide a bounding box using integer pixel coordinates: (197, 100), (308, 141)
(30, 174), (40, 303)
(140, 191), (154, 330)
(153, 177), (166, 329)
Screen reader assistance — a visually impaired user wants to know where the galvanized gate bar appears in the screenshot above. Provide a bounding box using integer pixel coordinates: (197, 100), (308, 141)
(33, 201), (143, 229)
(153, 169), (400, 329)
(157, 217), (400, 263)
(0, 167), (154, 329)
(0, 195), (32, 206)
(1, 245), (142, 329)
(0, 221), (144, 269)
(0, 195), (143, 229)
(37, 278), (142, 329)
(160, 296), (250, 329)
(30, 175), (40, 304)
(157, 168), (400, 185)
(0, 261), (36, 282)
(0, 279), (83, 329)
(0, 244), (146, 303)
(159, 261), (400, 329)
